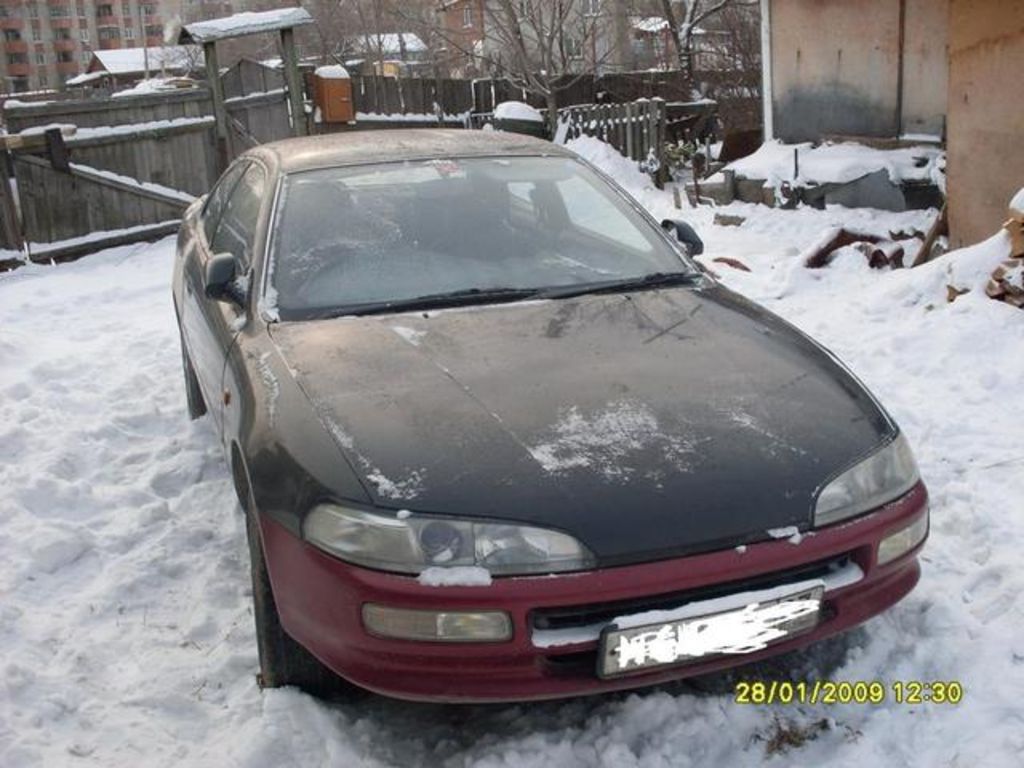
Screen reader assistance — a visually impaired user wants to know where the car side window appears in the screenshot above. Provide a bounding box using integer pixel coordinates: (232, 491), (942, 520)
(201, 162), (249, 246)
(210, 164), (267, 269)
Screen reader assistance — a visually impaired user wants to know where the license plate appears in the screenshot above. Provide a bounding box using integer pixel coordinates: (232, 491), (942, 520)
(598, 582), (824, 678)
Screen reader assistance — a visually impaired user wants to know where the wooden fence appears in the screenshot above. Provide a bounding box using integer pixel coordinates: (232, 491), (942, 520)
(348, 75), (474, 117)
(558, 100), (667, 167)
(3, 90), (221, 253)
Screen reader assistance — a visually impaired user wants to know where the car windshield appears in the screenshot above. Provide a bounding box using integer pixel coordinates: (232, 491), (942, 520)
(267, 155), (695, 319)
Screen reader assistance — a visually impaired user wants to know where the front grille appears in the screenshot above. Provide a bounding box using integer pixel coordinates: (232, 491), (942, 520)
(531, 552), (853, 632)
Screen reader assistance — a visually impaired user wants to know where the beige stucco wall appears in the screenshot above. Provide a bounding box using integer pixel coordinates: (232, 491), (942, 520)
(770, 0), (903, 141)
(947, 0), (1024, 246)
(901, 0), (949, 137)
(769, 0), (948, 141)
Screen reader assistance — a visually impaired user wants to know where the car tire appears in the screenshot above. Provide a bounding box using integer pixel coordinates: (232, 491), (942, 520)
(180, 336), (207, 420)
(244, 499), (358, 700)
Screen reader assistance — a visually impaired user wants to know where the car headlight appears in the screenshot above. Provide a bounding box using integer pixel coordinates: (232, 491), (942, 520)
(303, 503), (596, 576)
(814, 433), (920, 527)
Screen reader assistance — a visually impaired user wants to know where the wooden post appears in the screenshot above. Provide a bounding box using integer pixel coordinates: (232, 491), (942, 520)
(204, 41), (230, 171)
(280, 28), (307, 137)
(0, 151), (24, 251)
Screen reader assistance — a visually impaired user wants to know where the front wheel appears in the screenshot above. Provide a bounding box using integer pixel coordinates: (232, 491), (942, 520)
(244, 503), (357, 700)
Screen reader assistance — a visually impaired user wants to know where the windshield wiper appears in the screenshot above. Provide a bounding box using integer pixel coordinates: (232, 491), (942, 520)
(314, 287), (543, 319)
(536, 271), (703, 301)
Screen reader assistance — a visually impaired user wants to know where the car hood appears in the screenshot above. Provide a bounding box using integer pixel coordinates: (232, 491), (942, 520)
(269, 286), (894, 565)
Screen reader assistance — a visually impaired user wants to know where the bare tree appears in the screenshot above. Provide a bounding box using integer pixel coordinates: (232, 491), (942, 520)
(405, 0), (616, 126)
(659, 0), (758, 85)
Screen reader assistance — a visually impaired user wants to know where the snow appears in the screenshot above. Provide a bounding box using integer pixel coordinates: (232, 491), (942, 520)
(27, 220), (180, 256)
(417, 566), (493, 587)
(526, 400), (695, 482)
(1, 138), (1023, 766)
(725, 139), (945, 188)
(352, 32), (427, 55)
(314, 64), (349, 80)
(1011, 186), (1024, 214)
(766, 526), (802, 543)
(391, 325), (426, 345)
(69, 162), (195, 204)
(633, 16), (669, 33)
(19, 116), (214, 142)
(111, 77), (197, 98)
(182, 8), (313, 43)
(356, 111), (469, 124)
(494, 100), (544, 123)
(88, 46), (203, 76)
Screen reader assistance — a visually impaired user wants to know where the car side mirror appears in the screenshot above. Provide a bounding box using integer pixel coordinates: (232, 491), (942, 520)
(204, 252), (245, 305)
(661, 219), (705, 256)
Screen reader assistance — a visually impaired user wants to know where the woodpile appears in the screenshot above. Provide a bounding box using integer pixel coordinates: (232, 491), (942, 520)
(985, 207), (1024, 308)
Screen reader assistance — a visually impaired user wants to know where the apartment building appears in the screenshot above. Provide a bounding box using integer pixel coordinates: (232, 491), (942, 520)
(0, 0), (183, 93)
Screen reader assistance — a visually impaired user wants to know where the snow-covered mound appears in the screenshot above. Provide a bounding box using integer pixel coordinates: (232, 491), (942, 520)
(494, 100), (544, 123)
(725, 139), (945, 190)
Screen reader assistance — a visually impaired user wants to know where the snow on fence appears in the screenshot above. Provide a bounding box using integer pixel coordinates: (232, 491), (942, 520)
(3, 90), (220, 250)
(558, 100), (667, 170)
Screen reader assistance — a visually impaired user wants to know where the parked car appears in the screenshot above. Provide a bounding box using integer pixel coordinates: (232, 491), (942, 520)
(172, 129), (928, 702)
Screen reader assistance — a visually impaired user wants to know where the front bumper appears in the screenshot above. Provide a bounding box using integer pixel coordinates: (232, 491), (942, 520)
(259, 482), (928, 702)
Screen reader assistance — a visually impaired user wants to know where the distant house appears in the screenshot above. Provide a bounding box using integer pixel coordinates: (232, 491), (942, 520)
(66, 47), (205, 89)
(762, 0), (1024, 248)
(437, 0), (486, 77)
(346, 33), (431, 76)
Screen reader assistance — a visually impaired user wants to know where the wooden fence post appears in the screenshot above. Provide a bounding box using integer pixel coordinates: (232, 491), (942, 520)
(203, 41), (230, 170)
(280, 27), (307, 137)
(0, 150), (23, 251)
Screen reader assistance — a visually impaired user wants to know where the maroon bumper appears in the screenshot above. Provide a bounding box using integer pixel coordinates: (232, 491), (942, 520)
(259, 482), (928, 702)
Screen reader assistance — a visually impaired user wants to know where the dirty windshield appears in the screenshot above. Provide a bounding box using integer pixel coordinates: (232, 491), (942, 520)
(268, 156), (692, 320)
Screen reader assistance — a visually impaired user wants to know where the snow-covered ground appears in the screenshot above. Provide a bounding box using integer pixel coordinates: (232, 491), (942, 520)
(2, 140), (1023, 767)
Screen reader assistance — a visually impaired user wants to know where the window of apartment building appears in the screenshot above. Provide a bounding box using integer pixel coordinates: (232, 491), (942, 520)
(31, 24), (41, 41)
(80, 28), (89, 42)
(98, 26), (120, 40)
(97, 4), (113, 18)
(8, 52), (28, 64)
(142, 3), (156, 16)
(462, 5), (473, 28)
(121, 1), (131, 16)
(35, 52), (45, 64)
(39, 73), (48, 86)
(57, 50), (73, 62)
(28, 4), (39, 19)
(0, 7), (9, 18)
(564, 36), (583, 58)
(50, 5), (70, 17)
(54, 28), (72, 40)
(80, 50), (90, 63)
(145, 24), (160, 37)
(77, 2), (85, 18)
(583, 0), (601, 15)
(125, 26), (134, 40)
(3, 29), (21, 42)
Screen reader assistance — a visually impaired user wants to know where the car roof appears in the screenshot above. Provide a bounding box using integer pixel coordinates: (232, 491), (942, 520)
(248, 129), (575, 174)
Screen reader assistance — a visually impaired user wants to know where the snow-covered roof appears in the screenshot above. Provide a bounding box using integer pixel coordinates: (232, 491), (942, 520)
(352, 33), (427, 55)
(633, 16), (669, 34)
(65, 70), (107, 86)
(89, 46), (203, 76)
(314, 65), (350, 80)
(179, 8), (313, 44)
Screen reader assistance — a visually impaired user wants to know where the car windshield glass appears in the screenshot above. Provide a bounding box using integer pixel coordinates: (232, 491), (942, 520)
(268, 156), (694, 319)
